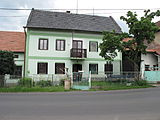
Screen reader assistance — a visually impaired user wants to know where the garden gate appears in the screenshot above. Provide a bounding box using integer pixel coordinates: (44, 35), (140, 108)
(71, 71), (91, 90)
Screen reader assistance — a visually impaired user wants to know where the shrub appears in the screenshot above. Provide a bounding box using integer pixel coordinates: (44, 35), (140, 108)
(36, 80), (52, 87)
(132, 80), (148, 86)
(59, 78), (66, 86)
(18, 77), (33, 87)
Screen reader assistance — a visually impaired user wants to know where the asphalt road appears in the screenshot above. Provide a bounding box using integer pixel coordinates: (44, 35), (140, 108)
(1, 88), (160, 120)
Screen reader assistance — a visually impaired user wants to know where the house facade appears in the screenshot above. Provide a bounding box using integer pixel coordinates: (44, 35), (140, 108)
(0, 31), (25, 77)
(24, 9), (122, 77)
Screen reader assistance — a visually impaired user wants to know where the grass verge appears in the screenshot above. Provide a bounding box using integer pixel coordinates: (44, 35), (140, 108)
(0, 81), (153, 92)
(0, 86), (69, 92)
(90, 81), (153, 91)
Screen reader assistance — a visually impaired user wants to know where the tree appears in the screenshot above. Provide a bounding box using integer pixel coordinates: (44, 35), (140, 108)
(99, 10), (160, 71)
(0, 51), (15, 87)
(0, 50), (15, 75)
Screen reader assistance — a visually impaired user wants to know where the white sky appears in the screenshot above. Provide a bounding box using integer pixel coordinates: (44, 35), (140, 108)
(0, 0), (160, 32)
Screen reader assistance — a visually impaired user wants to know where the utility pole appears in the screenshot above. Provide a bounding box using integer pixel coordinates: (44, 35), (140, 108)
(76, 0), (78, 14)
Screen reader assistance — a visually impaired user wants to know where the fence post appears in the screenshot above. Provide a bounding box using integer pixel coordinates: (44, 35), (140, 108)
(89, 71), (92, 88)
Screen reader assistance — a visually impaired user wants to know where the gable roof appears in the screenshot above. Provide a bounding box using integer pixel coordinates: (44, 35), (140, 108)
(0, 31), (25, 52)
(26, 9), (122, 33)
(123, 38), (160, 55)
(156, 21), (160, 27)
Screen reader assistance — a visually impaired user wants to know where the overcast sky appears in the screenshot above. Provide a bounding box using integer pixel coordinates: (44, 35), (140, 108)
(0, 0), (160, 32)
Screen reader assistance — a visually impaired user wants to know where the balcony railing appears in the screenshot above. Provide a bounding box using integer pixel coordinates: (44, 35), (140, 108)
(70, 48), (87, 59)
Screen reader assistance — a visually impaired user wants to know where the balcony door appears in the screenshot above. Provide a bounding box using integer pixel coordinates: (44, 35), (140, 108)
(72, 40), (83, 58)
(73, 40), (83, 49)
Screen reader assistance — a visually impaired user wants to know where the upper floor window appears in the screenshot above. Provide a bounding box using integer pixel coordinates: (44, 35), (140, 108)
(55, 63), (65, 74)
(89, 64), (98, 74)
(37, 63), (48, 74)
(89, 41), (98, 52)
(73, 40), (83, 49)
(38, 39), (48, 50)
(56, 40), (65, 51)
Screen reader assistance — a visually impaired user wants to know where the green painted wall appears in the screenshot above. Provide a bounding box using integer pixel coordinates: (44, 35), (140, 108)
(25, 29), (122, 76)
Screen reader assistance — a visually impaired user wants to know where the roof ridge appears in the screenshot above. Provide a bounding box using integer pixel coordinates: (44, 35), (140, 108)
(0, 31), (24, 33)
(32, 9), (110, 18)
(26, 9), (122, 33)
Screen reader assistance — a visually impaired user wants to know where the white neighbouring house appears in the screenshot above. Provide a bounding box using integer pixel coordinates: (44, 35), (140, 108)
(24, 9), (122, 78)
(0, 31), (25, 77)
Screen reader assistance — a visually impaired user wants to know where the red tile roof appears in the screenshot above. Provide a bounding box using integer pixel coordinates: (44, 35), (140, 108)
(123, 38), (160, 55)
(0, 31), (25, 52)
(156, 21), (160, 27)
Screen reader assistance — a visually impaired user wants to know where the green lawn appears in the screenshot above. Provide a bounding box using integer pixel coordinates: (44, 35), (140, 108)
(0, 86), (68, 92)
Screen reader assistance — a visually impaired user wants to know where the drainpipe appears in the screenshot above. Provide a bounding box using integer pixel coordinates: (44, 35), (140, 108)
(23, 26), (27, 77)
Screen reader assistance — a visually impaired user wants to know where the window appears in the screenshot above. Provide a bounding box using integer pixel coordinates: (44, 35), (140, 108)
(89, 64), (98, 74)
(56, 40), (65, 51)
(145, 65), (150, 71)
(38, 39), (48, 50)
(73, 40), (83, 49)
(37, 63), (48, 74)
(14, 55), (19, 58)
(89, 41), (98, 52)
(55, 63), (65, 74)
(104, 63), (113, 74)
(153, 64), (158, 71)
(14, 66), (22, 77)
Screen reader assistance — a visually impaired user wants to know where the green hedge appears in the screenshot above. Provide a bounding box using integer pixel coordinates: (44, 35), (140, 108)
(36, 80), (52, 87)
(18, 77), (33, 87)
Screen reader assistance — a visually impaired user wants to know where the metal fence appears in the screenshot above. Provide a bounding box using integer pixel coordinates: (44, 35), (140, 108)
(90, 71), (141, 82)
(0, 72), (142, 88)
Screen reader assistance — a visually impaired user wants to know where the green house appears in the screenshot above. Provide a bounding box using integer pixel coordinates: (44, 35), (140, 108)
(24, 9), (122, 79)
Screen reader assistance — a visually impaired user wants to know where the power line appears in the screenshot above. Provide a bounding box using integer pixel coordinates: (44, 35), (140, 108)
(0, 7), (160, 11)
(0, 16), (27, 17)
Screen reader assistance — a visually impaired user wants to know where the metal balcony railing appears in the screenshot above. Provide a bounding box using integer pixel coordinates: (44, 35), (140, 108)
(70, 48), (87, 58)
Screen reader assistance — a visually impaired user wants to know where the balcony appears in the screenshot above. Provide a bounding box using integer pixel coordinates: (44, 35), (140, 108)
(70, 48), (87, 59)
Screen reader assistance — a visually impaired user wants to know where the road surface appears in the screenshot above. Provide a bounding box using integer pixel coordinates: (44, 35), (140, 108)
(0, 88), (160, 120)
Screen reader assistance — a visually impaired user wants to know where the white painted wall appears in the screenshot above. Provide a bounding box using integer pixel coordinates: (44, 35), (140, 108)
(14, 52), (24, 76)
(141, 53), (158, 67)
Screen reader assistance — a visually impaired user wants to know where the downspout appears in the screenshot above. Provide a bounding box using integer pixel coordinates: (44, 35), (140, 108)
(23, 26), (27, 77)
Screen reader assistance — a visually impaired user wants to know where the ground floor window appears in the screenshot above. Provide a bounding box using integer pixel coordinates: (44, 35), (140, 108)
(14, 66), (22, 77)
(145, 65), (150, 71)
(37, 63), (48, 74)
(89, 64), (98, 74)
(104, 63), (113, 74)
(55, 63), (65, 74)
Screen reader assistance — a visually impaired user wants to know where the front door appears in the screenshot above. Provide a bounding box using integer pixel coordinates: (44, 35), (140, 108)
(73, 64), (82, 72)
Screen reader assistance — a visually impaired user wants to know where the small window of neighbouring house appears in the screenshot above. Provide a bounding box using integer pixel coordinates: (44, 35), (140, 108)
(38, 39), (48, 50)
(145, 65), (150, 71)
(104, 63), (113, 74)
(56, 40), (65, 51)
(14, 55), (19, 58)
(37, 63), (48, 74)
(89, 41), (98, 52)
(55, 63), (65, 74)
(89, 64), (98, 74)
